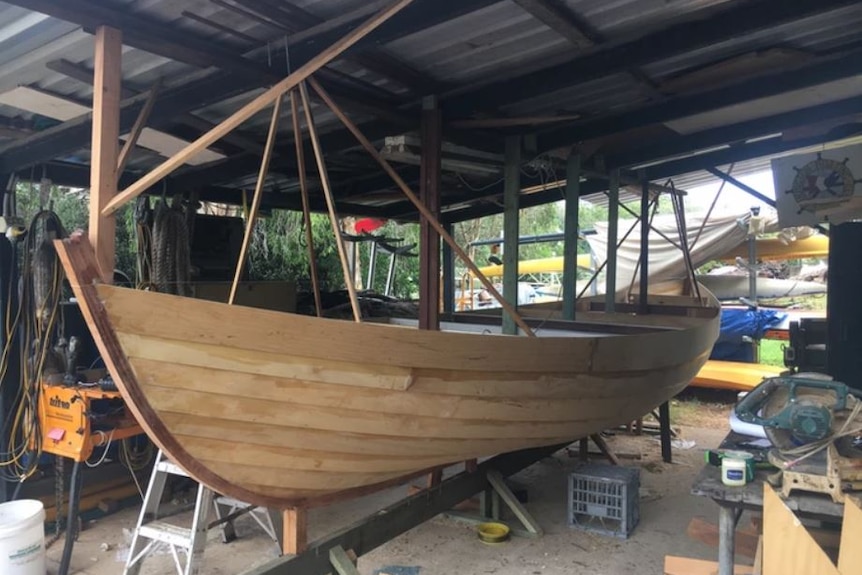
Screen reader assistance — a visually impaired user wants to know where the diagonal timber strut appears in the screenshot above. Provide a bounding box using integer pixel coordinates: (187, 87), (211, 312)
(100, 0), (415, 217)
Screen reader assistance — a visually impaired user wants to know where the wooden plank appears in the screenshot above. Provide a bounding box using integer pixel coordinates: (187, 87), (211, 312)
(229, 95), (283, 305)
(418, 96), (441, 331)
(664, 556), (753, 575)
(298, 82), (361, 322)
(307, 77), (536, 337)
(289, 90), (322, 317)
(101, 0), (415, 216)
(116, 79), (160, 175)
(329, 545), (360, 575)
(283, 507), (307, 555)
(686, 517), (760, 558)
(763, 484), (839, 575)
(89, 25), (122, 284)
(753, 536), (763, 575)
(487, 469), (542, 535)
(839, 496), (862, 575)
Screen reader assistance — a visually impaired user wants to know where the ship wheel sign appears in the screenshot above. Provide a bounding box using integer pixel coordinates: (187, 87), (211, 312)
(786, 152), (862, 214)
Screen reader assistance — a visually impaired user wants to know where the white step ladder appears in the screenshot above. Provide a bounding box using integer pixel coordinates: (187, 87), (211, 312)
(123, 450), (214, 575)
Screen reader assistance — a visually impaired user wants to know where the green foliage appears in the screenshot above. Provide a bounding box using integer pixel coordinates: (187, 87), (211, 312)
(247, 210), (343, 291)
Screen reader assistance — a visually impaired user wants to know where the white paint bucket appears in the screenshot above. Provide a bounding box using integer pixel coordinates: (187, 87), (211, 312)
(0, 499), (46, 575)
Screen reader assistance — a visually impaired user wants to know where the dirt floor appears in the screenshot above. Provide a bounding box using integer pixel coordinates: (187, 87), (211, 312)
(47, 395), (738, 575)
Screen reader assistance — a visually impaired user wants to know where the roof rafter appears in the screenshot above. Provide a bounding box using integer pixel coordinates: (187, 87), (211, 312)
(535, 50), (862, 154)
(445, 0), (861, 117)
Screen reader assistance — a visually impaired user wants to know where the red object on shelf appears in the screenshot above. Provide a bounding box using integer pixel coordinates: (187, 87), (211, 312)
(355, 218), (386, 234)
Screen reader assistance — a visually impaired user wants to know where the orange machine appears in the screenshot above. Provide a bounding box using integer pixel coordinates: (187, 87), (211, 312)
(37, 381), (143, 462)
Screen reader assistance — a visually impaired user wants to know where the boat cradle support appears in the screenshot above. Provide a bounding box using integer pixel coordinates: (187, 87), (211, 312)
(243, 443), (565, 575)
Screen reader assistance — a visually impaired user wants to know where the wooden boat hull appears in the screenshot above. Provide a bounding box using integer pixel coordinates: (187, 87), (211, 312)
(57, 237), (720, 508)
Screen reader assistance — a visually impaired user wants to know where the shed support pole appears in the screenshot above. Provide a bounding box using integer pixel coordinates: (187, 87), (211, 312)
(502, 136), (521, 335)
(605, 168), (619, 312)
(89, 25), (122, 284)
(562, 153), (580, 321)
(419, 96), (441, 330)
(442, 222), (455, 314)
(639, 175), (650, 314)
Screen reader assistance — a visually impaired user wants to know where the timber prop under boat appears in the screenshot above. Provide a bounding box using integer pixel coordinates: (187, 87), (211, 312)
(56, 235), (720, 508)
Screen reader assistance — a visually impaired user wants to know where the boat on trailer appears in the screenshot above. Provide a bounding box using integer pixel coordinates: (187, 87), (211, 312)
(56, 234), (720, 508)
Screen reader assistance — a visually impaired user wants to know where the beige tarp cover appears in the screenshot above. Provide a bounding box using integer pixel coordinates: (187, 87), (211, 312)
(586, 211), (815, 293)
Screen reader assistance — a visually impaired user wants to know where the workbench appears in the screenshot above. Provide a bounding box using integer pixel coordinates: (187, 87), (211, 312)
(691, 431), (844, 575)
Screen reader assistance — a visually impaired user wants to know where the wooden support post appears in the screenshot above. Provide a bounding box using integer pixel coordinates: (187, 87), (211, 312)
(307, 77), (536, 336)
(229, 95), (283, 305)
(418, 96), (441, 330)
(502, 136), (521, 335)
(659, 400), (673, 463)
(116, 79), (160, 176)
(426, 469), (443, 489)
(605, 168), (619, 312)
(101, 0), (415, 216)
(639, 174), (650, 315)
(578, 437), (588, 461)
(299, 82), (361, 322)
(562, 152), (580, 320)
(89, 25), (122, 284)
(590, 433), (620, 466)
(282, 507), (308, 555)
(442, 221), (455, 314)
(289, 90), (322, 317)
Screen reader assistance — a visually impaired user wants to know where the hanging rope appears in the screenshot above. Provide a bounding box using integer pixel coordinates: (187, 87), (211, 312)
(151, 198), (192, 296)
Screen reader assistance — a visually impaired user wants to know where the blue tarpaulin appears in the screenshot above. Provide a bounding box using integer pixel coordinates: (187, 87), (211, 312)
(710, 308), (787, 362)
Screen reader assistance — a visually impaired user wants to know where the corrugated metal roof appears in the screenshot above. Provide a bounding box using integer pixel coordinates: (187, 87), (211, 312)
(0, 0), (861, 219)
(386, 2), (570, 83)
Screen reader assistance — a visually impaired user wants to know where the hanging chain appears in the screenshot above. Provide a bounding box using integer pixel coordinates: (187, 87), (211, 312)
(46, 455), (65, 548)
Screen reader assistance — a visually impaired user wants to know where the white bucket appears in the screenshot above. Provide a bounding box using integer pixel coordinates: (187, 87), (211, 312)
(0, 499), (46, 575)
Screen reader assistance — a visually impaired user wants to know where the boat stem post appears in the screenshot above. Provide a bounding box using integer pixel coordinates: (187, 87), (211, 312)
(605, 169), (620, 312)
(89, 25), (122, 284)
(299, 82), (362, 322)
(306, 77), (536, 336)
(289, 90), (323, 317)
(418, 95), (441, 331)
(502, 136), (521, 335)
(561, 152), (580, 321)
(229, 95), (283, 305)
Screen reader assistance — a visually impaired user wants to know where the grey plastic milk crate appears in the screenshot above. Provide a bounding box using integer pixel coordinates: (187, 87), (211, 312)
(568, 463), (640, 539)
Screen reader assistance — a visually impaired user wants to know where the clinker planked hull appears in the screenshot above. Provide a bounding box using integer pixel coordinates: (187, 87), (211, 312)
(56, 236), (719, 508)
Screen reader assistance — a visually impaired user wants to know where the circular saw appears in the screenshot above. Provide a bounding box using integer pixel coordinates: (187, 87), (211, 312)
(735, 375), (862, 502)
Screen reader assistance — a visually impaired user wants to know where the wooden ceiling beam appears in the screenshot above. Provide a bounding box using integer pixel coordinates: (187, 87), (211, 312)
(16, 0), (413, 126)
(45, 58), (265, 155)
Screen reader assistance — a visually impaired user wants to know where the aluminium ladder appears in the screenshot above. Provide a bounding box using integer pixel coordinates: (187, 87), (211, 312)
(123, 450), (278, 575)
(123, 450), (214, 575)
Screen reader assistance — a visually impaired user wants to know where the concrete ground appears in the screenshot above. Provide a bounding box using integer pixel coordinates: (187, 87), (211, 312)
(47, 419), (735, 575)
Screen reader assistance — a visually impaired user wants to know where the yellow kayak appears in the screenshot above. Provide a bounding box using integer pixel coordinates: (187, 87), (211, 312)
(690, 360), (784, 391)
